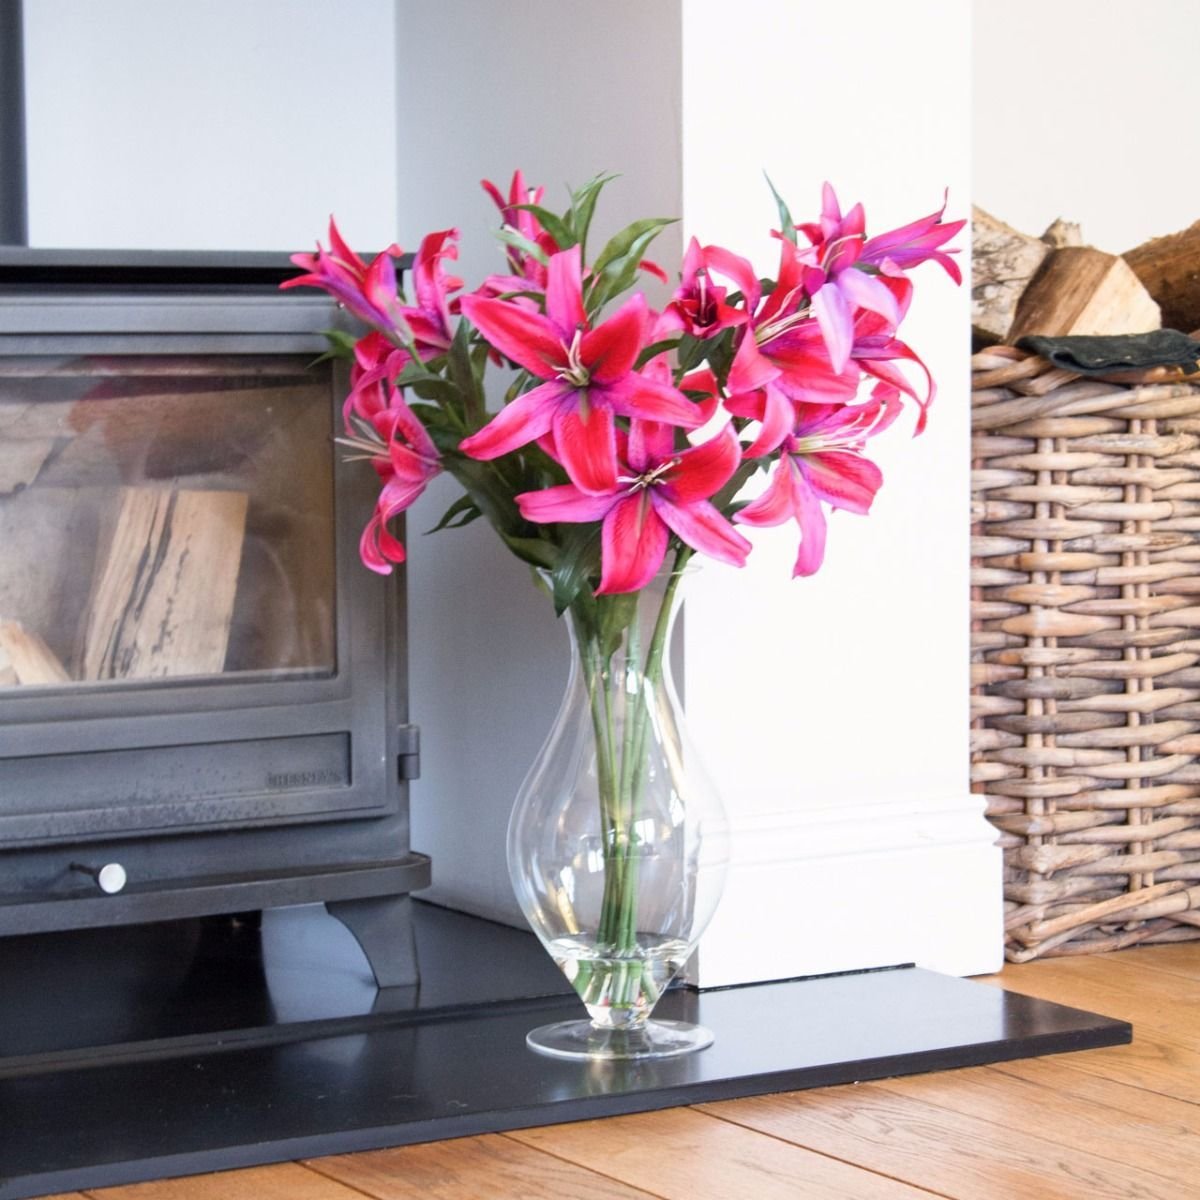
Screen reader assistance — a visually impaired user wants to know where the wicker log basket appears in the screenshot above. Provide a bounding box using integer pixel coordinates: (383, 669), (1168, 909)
(971, 346), (1200, 961)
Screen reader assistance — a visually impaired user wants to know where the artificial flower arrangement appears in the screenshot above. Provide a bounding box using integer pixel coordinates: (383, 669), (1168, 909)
(286, 174), (962, 1059)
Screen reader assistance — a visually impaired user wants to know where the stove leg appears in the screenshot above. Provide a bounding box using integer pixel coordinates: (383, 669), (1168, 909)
(326, 894), (419, 988)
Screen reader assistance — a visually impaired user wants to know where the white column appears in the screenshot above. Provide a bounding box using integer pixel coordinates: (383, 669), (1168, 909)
(680, 0), (1001, 983)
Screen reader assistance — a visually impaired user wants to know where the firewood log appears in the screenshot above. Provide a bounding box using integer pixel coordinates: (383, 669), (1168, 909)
(972, 206), (1050, 345)
(1125, 220), (1200, 335)
(0, 620), (70, 685)
(80, 487), (249, 680)
(1008, 247), (1161, 342)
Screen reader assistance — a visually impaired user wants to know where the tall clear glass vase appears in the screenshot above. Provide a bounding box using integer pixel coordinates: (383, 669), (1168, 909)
(507, 567), (730, 1060)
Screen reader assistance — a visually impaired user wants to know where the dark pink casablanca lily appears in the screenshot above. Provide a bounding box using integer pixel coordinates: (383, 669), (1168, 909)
(517, 421), (751, 594)
(339, 383), (442, 574)
(796, 184), (963, 374)
(284, 219), (461, 359)
(734, 388), (899, 577)
(856, 190), (966, 283)
(343, 331), (410, 430)
(657, 238), (760, 341)
(403, 228), (463, 356)
(727, 269), (936, 457)
(459, 245), (704, 494)
(481, 170), (558, 294)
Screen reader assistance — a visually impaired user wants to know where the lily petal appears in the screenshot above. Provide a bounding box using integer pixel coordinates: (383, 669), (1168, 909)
(811, 283), (854, 374)
(801, 450), (883, 515)
(459, 378), (569, 460)
(733, 457), (798, 528)
(654, 495), (751, 568)
(598, 493), (670, 594)
(581, 292), (648, 384)
(611, 373), (705, 429)
(628, 419), (676, 474)
(459, 294), (564, 380)
(663, 427), (741, 502)
(790, 471), (829, 577)
(553, 401), (619, 494)
(546, 245), (586, 337)
(517, 484), (615, 524)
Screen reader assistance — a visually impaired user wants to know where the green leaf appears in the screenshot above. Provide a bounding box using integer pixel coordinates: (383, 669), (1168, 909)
(595, 591), (638, 661)
(568, 172), (619, 259)
(635, 336), (682, 370)
(591, 217), (676, 276)
(425, 493), (482, 535)
(510, 203), (576, 250)
(588, 217), (678, 312)
(446, 319), (485, 424)
(549, 526), (601, 616)
(764, 172), (798, 245)
(309, 328), (361, 365)
(501, 534), (558, 570)
(494, 226), (550, 267)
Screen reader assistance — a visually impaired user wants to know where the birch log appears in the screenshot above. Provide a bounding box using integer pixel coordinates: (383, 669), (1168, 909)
(80, 487), (249, 680)
(0, 620), (70, 685)
(972, 206), (1050, 345)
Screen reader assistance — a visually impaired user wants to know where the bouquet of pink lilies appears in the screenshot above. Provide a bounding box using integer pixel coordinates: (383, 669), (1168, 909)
(284, 171), (962, 610)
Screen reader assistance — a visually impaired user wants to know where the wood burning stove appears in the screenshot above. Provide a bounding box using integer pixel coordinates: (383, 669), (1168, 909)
(0, 249), (430, 984)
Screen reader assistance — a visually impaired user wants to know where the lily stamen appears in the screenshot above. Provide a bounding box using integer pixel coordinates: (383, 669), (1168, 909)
(557, 326), (591, 387)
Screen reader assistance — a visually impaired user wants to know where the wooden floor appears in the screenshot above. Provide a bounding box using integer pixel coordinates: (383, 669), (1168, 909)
(41, 942), (1200, 1200)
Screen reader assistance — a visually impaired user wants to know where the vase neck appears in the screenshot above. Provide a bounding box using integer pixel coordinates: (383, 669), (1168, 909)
(563, 572), (687, 687)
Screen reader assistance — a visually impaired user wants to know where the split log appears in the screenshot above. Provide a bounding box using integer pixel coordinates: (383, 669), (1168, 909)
(80, 487), (249, 681)
(972, 206), (1050, 345)
(0, 620), (70, 685)
(1041, 218), (1083, 250)
(0, 438), (56, 494)
(1008, 247), (1161, 342)
(1124, 219), (1200, 335)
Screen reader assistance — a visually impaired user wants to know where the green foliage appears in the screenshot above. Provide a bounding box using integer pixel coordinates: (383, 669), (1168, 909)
(586, 217), (677, 314)
(764, 172), (798, 245)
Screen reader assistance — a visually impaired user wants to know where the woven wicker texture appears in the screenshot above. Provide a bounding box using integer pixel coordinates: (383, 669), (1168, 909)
(972, 346), (1200, 961)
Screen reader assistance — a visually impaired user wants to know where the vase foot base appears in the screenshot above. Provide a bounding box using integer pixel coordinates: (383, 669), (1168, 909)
(526, 1018), (714, 1060)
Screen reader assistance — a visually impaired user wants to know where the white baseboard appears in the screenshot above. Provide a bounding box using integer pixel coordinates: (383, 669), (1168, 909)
(693, 794), (1004, 987)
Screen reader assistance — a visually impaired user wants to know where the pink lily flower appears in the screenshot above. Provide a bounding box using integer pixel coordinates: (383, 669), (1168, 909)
(343, 331), (410, 430)
(517, 421), (751, 594)
(794, 186), (905, 372)
(458, 245), (703, 494)
(857, 191), (966, 284)
(402, 228), (463, 358)
(658, 238), (760, 341)
(482, 170), (558, 290)
(282, 216), (408, 335)
(339, 383), (442, 575)
(734, 388), (898, 576)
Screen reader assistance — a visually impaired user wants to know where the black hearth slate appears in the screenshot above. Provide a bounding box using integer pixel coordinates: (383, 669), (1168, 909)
(0, 905), (1131, 1200)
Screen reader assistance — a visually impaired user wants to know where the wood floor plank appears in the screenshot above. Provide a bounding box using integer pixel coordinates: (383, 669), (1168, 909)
(507, 1107), (937, 1200)
(84, 1162), (363, 1200)
(1115, 941), (1200, 983)
(990, 1054), (1200, 1132)
(871, 1063), (1197, 1186)
(305, 1133), (662, 1200)
(982, 955), (1189, 1030)
(701, 1083), (1183, 1200)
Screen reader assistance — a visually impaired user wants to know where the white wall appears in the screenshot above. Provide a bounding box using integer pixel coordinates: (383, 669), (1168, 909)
(21, 0), (1001, 982)
(973, 0), (1199, 251)
(681, 0), (1001, 983)
(24, 0), (397, 250)
(395, 0), (684, 925)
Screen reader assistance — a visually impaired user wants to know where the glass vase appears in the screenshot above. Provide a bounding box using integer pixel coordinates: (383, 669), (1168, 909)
(507, 567), (730, 1060)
